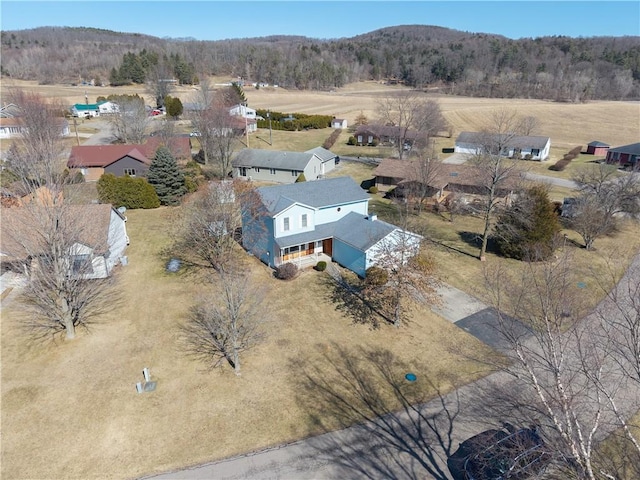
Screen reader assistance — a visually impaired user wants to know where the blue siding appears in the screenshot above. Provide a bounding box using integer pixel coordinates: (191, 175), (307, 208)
(333, 239), (367, 277)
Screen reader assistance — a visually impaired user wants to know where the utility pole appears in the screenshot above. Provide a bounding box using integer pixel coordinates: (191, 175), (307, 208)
(267, 109), (272, 145)
(73, 117), (80, 146)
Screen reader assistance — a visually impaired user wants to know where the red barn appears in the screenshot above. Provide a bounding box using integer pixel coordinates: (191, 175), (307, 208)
(586, 141), (609, 156)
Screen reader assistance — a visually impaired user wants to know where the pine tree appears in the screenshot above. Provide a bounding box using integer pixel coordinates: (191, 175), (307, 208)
(147, 146), (186, 206)
(494, 184), (561, 260)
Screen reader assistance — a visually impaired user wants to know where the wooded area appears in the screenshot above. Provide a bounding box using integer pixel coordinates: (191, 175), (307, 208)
(1, 25), (639, 101)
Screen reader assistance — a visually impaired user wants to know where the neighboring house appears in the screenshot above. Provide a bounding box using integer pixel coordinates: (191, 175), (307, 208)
(1, 204), (129, 279)
(229, 104), (258, 133)
(374, 158), (518, 202)
(454, 132), (551, 161)
(232, 147), (338, 183)
(97, 101), (119, 114)
(241, 176), (421, 277)
(68, 145), (151, 181)
(71, 103), (100, 117)
(0, 117), (70, 139)
(353, 124), (418, 147)
(0, 103), (20, 118)
(331, 118), (348, 129)
(67, 137), (192, 181)
(586, 141), (610, 156)
(229, 104), (257, 120)
(605, 142), (640, 168)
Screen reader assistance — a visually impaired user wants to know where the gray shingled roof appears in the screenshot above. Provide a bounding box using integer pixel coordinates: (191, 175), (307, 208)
(588, 141), (610, 147)
(608, 142), (640, 155)
(305, 146), (337, 162)
(456, 131), (550, 149)
(232, 149), (315, 170)
(257, 176), (370, 214)
(334, 212), (397, 251)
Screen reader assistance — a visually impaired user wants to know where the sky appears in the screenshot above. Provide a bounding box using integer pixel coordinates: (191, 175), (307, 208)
(1, 1), (639, 41)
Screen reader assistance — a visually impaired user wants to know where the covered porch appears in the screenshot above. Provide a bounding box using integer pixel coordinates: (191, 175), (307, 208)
(274, 237), (333, 270)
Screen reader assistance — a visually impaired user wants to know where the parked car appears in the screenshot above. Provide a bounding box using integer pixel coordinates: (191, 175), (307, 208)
(190, 131), (201, 137)
(448, 425), (551, 480)
(149, 109), (163, 116)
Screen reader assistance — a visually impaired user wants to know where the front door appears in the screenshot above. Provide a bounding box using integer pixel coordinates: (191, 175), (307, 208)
(322, 238), (333, 256)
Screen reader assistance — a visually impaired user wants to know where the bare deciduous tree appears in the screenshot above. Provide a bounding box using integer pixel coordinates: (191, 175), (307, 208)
(482, 252), (640, 479)
(2, 90), (115, 340)
(469, 109), (527, 260)
(181, 272), (267, 375)
(376, 91), (447, 159)
(189, 81), (242, 177)
(107, 96), (149, 144)
(569, 164), (640, 250)
(146, 63), (175, 109)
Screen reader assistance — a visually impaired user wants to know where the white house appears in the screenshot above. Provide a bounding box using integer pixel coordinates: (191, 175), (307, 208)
(229, 104), (257, 120)
(241, 176), (421, 277)
(97, 101), (119, 114)
(454, 131), (551, 161)
(232, 147), (338, 183)
(0, 204), (129, 279)
(71, 103), (100, 117)
(0, 117), (70, 139)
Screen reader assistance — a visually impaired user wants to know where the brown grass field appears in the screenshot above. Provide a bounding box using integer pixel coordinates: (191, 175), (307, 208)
(1, 79), (639, 479)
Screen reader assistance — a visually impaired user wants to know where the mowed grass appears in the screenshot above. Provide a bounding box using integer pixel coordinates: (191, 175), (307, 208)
(1, 207), (495, 480)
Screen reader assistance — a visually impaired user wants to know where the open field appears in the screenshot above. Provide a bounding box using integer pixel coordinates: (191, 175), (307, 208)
(1, 207), (495, 480)
(3, 78), (638, 151)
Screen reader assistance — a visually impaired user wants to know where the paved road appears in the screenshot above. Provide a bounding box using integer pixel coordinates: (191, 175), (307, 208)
(521, 171), (578, 189)
(144, 253), (640, 479)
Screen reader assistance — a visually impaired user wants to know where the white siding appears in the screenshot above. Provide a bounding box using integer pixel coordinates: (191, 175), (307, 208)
(106, 209), (128, 273)
(273, 204), (315, 238)
(315, 200), (368, 226)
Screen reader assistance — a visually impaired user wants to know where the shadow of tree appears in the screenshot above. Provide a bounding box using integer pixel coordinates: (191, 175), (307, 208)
(457, 231), (500, 255)
(319, 271), (392, 329)
(291, 343), (462, 479)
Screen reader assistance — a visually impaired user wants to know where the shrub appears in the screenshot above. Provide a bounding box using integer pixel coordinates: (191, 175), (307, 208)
(295, 173), (306, 182)
(314, 261), (327, 272)
(368, 186), (379, 194)
(275, 263), (298, 280)
(365, 266), (388, 286)
(322, 129), (342, 149)
(97, 173), (160, 209)
(347, 136), (357, 146)
(184, 176), (198, 193)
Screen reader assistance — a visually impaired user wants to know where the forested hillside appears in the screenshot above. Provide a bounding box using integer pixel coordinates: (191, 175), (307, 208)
(2, 25), (639, 101)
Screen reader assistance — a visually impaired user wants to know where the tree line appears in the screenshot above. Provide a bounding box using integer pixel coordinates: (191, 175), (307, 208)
(2, 25), (639, 100)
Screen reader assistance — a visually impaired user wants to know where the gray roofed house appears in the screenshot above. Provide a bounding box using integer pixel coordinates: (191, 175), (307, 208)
(454, 131), (551, 161)
(605, 142), (640, 168)
(232, 147), (339, 183)
(241, 176), (421, 277)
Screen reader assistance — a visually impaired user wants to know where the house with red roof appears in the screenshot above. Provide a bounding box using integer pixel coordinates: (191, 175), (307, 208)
(67, 145), (151, 181)
(67, 137), (192, 181)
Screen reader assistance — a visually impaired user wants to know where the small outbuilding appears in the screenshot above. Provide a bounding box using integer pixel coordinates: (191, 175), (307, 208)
(586, 141), (610, 156)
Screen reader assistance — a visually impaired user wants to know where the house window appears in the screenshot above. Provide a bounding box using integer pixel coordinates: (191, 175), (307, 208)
(283, 217), (290, 231)
(368, 135), (373, 144)
(124, 168), (136, 177)
(291, 170), (300, 177)
(240, 167), (247, 176)
(254, 167), (260, 172)
(72, 254), (93, 275)
(531, 149), (540, 156)
(357, 135), (363, 143)
(301, 214), (308, 228)
(270, 168), (276, 175)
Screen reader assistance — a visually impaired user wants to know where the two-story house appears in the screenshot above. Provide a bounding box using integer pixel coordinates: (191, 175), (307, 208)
(241, 176), (421, 277)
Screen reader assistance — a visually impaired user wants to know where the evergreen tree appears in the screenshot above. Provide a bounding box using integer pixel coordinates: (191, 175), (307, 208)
(147, 147), (186, 205)
(493, 184), (561, 260)
(165, 96), (183, 118)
